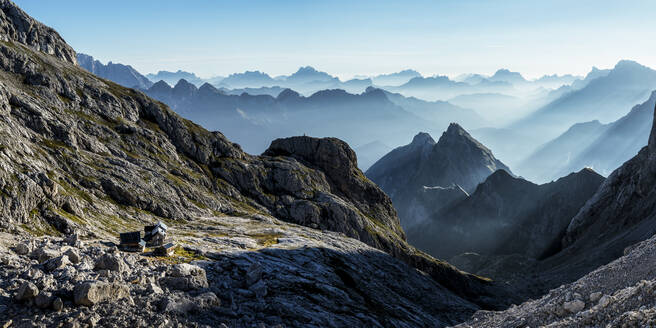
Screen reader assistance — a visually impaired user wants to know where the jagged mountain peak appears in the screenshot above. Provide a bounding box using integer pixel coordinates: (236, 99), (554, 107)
(436, 123), (493, 155)
(411, 132), (436, 146)
(490, 68), (526, 81)
(295, 66), (319, 73)
(173, 78), (197, 90)
(444, 122), (468, 136)
(484, 168), (514, 182)
(276, 88), (301, 100)
(150, 80), (172, 92)
(198, 82), (221, 95)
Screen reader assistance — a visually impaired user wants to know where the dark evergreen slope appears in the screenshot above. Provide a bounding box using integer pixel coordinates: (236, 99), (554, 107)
(408, 168), (604, 260)
(366, 124), (511, 229)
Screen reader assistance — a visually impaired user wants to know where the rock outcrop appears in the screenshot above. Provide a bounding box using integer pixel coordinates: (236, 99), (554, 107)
(0, 1), (75, 65)
(366, 125), (511, 229)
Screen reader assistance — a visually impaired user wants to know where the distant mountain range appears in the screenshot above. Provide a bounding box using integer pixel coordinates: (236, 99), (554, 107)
(519, 91), (656, 182)
(77, 53), (153, 89)
(470, 61), (653, 167)
(366, 124), (510, 229)
(354, 140), (393, 172)
(146, 70), (208, 86)
(513, 60), (656, 141)
(144, 80), (459, 156)
(372, 69), (422, 86)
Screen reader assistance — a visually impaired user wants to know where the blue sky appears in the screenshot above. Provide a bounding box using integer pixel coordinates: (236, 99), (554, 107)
(14, 0), (656, 79)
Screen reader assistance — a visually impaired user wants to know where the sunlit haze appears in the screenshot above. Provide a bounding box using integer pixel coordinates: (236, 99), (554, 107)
(13, 0), (656, 79)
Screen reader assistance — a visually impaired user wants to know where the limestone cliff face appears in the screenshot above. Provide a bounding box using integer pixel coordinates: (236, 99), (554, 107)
(0, 0), (76, 65)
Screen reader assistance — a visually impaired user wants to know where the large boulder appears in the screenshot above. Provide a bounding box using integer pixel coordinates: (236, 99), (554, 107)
(159, 263), (208, 291)
(15, 282), (38, 301)
(73, 281), (132, 306)
(94, 253), (126, 273)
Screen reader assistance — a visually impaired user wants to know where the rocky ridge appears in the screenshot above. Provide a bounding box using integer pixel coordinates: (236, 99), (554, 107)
(0, 0), (76, 65)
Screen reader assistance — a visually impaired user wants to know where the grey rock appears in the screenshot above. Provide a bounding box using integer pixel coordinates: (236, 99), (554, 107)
(34, 291), (53, 309)
(32, 247), (60, 263)
(52, 297), (63, 311)
(0, 0), (77, 64)
(15, 282), (38, 301)
(160, 263), (208, 291)
(598, 295), (612, 308)
(14, 242), (30, 255)
(44, 255), (70, 271)
(563, 299), (585, 313)
(250, 280), (267, 299)
(64, 248), (80, 264)
(589, 292), (602, 303)
(94, 253), (126, 273)
(246, 262), (263, 286)
(73, 281), (131, 306)
(195, 292), (221, 308)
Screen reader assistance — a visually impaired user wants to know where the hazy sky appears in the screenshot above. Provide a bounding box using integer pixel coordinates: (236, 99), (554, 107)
(14, 0), (656, 79)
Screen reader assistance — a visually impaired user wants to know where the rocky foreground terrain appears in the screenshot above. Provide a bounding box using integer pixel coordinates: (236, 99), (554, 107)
(0, 214), (480, 327)
(457, 229), (656, 327)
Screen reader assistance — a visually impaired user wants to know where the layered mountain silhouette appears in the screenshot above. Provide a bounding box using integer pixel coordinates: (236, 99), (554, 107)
(514, 60), (656, 141)
(545, 100), (656, 281)
(366, 124), (510, 229)
(146, 70), (207, 87)
(374, 87), (487, 129)
(470, 62), (652, 166)
(389, 75), (513, 101)
(372, 69), (422, 86)
(409, 168), (604, 260)
(354, 140), (393, 171)
(77, 53), (153, 89)
(219, 70), (277, 88)
(520, 91), (656, 182)
(144, 81), (483, 157)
